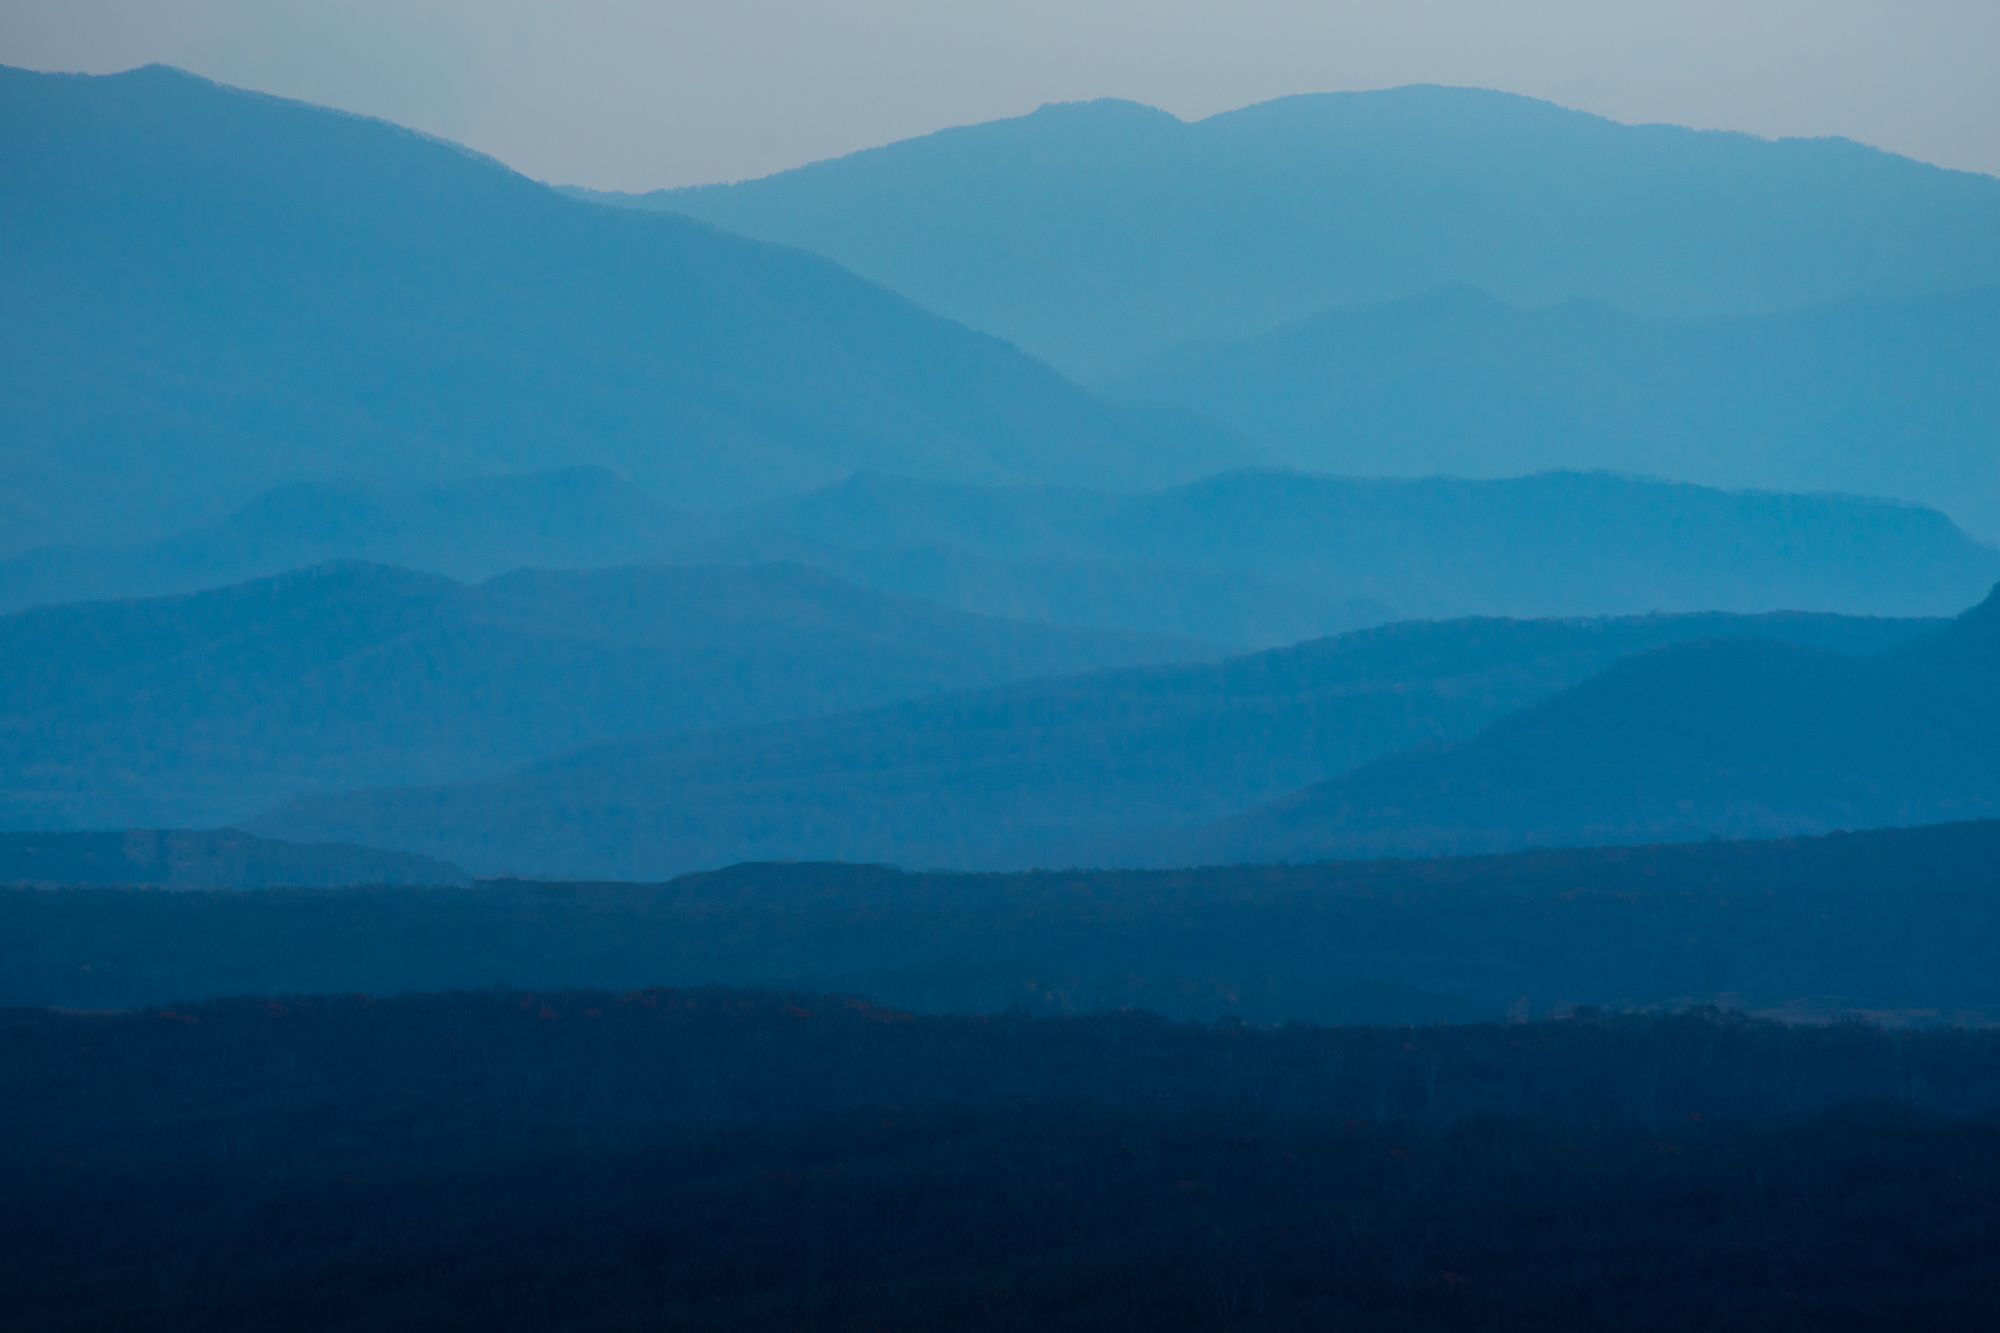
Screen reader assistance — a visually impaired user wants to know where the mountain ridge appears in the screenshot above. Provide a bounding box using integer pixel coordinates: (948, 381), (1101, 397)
(250, 607), (1930, 879)
(12, 464), (1988, 645)
(0, 62), (1230, 555)
(1109, 284), (2000, 537)
(0, 827), (470, 889)
(0, 559), (1194, 830)
(0, 468), (689, 613)
(723, 467), (2000, 626)
(1199, 583), (2000, 863)
(598, 84), (2000, 376)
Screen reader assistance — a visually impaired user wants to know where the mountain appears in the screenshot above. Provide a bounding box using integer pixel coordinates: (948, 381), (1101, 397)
(0, 468), (689, 613)
(252, 610), (1926, 878)
(596, 88), (2000, 377)
(0, 829), (468, 889)
(671, 521), (1395, 650)
(0, 561), (1192, 831)
(21, 464), (1985, 648)
(0, 465), (1387, 650)
(1205, 585), (2000, 863)
(1111, 286), (2000, 539)
(708, 470), (2000, 631)
(0, 65), (1229, 557)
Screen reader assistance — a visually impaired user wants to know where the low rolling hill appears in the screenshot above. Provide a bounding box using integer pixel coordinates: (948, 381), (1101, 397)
(0, 829), (468, 889)
(9, 821), (2000, 1023)
(0, 561), (1190, 830)
(1204, 585), (2000, 863)
(253, 610), (1925, 878)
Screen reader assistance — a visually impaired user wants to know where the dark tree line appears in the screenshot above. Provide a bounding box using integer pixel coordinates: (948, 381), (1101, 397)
(5, 992), (2000, 1331)
(9, 819), (2000, 1022)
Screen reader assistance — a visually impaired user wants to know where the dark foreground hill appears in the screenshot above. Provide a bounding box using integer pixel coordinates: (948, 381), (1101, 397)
(6, 995), (2000, 1330)
(0, 64), (1218, 557)
(609, 87), (2000, 376)
(255, 610), (1925, 878)
(0, 829), (467, 889)
(1112, 286), (2000, 538)
(0, 561), (1187, 830)
(1208, 585), (2000, 863)
(12, 821), (2000, 1021)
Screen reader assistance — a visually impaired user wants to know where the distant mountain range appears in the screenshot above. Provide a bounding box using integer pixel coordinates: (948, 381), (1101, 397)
(1205, 585), (2000, 863)
(669, 526), (1396, 653)
(593, 87), (2000, 377)
(0, 561), (1187, 830)
(12, 467), (1987, 646)
(0, 465), (1377, 644)
(1111, 286), (2000, 538)
(7, 64), (1996, 884)
(0, 468), (688, 612)
(0, 65), (1231, 557)
(252, 610), (1926, 878)
(0, 829), (467, 889)
(716, 470), (2000, 630)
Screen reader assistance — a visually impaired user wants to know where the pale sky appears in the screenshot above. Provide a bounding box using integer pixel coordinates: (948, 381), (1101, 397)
(5, 0), (1998, 190)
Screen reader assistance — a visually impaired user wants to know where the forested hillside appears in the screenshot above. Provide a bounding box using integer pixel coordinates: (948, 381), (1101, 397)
(7, 995), (1999, 1331)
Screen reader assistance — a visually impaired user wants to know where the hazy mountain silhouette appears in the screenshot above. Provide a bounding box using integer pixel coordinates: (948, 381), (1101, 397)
(0, 829), (468, 889)
(673, 521), (1394, 649)
(593, 88), (2000, 376)
(1112, 286), (2000, 537)
(1204, 585), (2000, 863)
(0, 562), (1190, 830)
(0, 468), (691, 612)
(0, 65), (1229, 556)
(6, 463), (1375, 650)
(252, 611), (1926, 878)
(710, 470), (2000, 631)
(16, 463), (1985, 647)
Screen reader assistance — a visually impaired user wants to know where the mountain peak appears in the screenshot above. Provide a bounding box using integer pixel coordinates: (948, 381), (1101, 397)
(117, 62), (211, 85)
(654, 75), (2000, 380)
(1203, 83), (1589, 126)
(1, 60), (1199, 553)
(1025, 97), (1181, 125)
